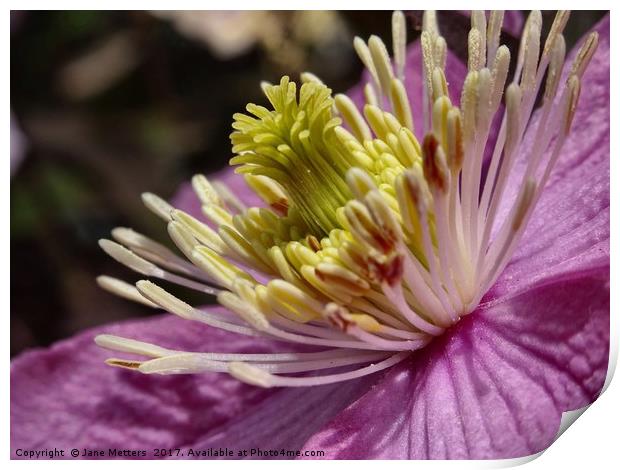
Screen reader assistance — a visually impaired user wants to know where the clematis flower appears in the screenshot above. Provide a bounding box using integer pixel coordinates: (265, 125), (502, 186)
(11, 11), (609, 460)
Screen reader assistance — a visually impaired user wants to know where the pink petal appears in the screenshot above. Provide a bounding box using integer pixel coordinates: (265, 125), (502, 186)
(10, 310), (379, 459)
(499, 11), (524, 37)
(10, 312), (279, 457)
(490, 15), (610, 302)
(183, 373), (378, 459)
(301, 268), (609, 459)
(170, 182), (203, 217)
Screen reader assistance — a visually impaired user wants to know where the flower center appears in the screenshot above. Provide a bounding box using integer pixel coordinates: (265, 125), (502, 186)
(96, 10), (597, 388)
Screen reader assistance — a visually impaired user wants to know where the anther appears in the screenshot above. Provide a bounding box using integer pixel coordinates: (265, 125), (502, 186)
(504, 84), (522, 154)
(217, 291), (270, 331)
(486, 11), (504, 65)
(570, 32), (599, 80)
(95, 334), (172, 357)
(353, 37), (380, 91)
(446, 108), (464, 172)
(335, 94), (372, 142)
(392, 11), (407, 81)
(105, 359), (143, 370)
(323, 303), (355, 332)
(96, 275), (157, 308)
(544, 35), (566, 103)
(99, 239), (164, 277)
(422, 11), (439, 38)
(471, 11), (487, 68)
(460, 71), (479, 144)
(229, 362), (273, 388)
(170, 210), (228, 254)
(543, 11), (570, 57)
(167, 220), (199, 260)
(390, 78), (414, 131)
(422, 134), (449, 193)
(490, 46), (510, 112)
(136, 280), (196, 320)
(511, 179), (536, 232)
(364, 83), (379, 107)
(366, 251), (404, 286)
(191, 246), (254, 290)
(346, 167), (378, 200)
(468, 28), (483, 72)
(244, 174), (289, 216)
(431, 68), (448, 102)
(564, 76), (581, 135)
(316, 263), (370, 296)
(141, 192), (174, 222)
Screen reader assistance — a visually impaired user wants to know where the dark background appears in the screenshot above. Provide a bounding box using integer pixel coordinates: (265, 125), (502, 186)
(10, 10), (605, 357)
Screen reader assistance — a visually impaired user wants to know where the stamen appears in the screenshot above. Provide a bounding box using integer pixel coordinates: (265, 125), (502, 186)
(544, 35), (566, 103)
(368, 35), (394, 99)
(112, 226), (210, 281)
(564, 75), (582, 134)
(229, 361), (273, 387)
(543, 11), (570, 56)
(353, 37), (381, 93)
(218, 291), (270, 331)
(99, 239), (164, 277)
(431, 68), (448, 102)
(468, 28), (483, 72)
(95, 334), (174, 357)
(136, 280), (258, 336)
(229, 351), (410, 388)
(515, 11), (542, 82)
(422, 134), (449, 193)
(96, 276), (157, 308)
(137, 350), (394, 375)
(212, 180), (246, 213)
(105, 359), (142, 370)
(335, 94), (372, 142)
(167, 220), (199, 260)
(192, 174), (224, 208)
(570, 32), (599, 79)
(191, 246), (255, 290)
(520, 18), (541, 93)
(392, 11), (407, 82)
(141, 192), (174, 222)
(244, 175), (289, 216)
(470, 11), (487, 69)
(446, 108), (464, 172)
(422, 11), (439, 39)
(489, 46), (511, 113)
(390, 78), (414, 131)
(346, 167), (377, 200)
(486, 11), (504, 65)
(364, 83), (379, 107)
(170, 210), (229, 254)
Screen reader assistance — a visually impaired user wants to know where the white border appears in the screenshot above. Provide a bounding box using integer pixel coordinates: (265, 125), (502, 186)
(5, 3), (617, 468)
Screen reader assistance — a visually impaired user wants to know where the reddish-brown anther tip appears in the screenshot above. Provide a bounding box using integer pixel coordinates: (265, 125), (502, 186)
(422, 133), (449, 193)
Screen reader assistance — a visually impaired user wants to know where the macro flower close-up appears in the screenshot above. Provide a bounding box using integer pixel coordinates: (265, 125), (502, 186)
(10, 9), (610, 460)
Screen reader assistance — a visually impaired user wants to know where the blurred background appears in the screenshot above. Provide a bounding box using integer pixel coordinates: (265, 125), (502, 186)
(10, 10), (605, 357)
